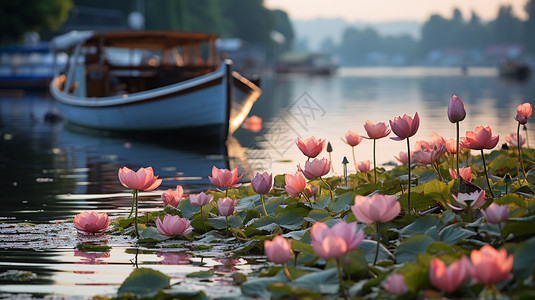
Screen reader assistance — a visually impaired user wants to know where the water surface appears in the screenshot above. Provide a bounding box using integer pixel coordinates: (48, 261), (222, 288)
(1, 67), (534, 298)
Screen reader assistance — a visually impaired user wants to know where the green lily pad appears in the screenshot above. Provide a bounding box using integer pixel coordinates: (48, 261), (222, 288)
(118, 268), (170, 297)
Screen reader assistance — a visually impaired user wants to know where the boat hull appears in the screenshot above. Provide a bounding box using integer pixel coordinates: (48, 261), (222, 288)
(50, 62), (259, 140)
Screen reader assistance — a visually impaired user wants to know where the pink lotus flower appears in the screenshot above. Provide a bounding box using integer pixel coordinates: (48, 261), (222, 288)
(448, 189), (486, 211)
(461, 126), (499, 150)
(312, 234), (347, 260)
(217, 197), (236, 216)
(481, 202), (509, 224)
(302, 158), (330, 179)
(470, 245), (513, 286)
(506, 133), (526, 148)
(161, 185), (184, 207)
(515, 102), (532, 124)
(296, 136), (326, 158)
(264, 235), (294, 264)
(74, 211), (110, 234)
(355, 160), (371, 173)
(352, 193), (400, 224)
(382, 273), (409, 296)
(390, 112), (420, 141)
(310, 221), (364, 252)
(303, 184), (318, 199)
(208, 166), (242, 188)
(118, 166), (162, 191)
(449, 167), (472, 182)
(242, 115), (262, 132)
(445, 138), (463, 154)
(251, 172), (273, 194)
(412, 144), (446, 165)
(189, 191), (213, 207)
(155, 214), (192, 236)
(414, 140), (431, 151)
(430, 133), (446, 147)
(363, 120), (391, 139)
(448, 95), (466, 123)
(285, 171), (307, 197)
(341, 130), (363, 146)
(429, 256), (470, 293)
(394, 151), (410, 165)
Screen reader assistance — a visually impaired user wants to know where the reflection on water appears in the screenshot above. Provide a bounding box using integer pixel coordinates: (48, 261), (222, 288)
(1, 67), (535, 298)
(237, 67), (535, 176)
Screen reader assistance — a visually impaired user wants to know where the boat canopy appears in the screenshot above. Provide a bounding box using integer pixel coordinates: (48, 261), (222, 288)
(50, 30), (219, 51)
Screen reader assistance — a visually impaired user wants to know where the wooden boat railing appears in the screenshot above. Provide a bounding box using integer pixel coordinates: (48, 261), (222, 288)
(85, 64), (218, 97)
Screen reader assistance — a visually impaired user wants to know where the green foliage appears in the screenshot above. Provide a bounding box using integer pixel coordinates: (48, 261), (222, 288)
(117, 268), (170, 297)
(0, 0), (72, 44)
(77, 147), (535, 299)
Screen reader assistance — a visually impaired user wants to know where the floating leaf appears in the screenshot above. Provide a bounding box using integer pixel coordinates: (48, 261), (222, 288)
(206, 216), (242, 230)
(186, 271), (214, 278)
(438, 223), (476, 245)
(305, 209), (332, 223)
(328, 191), (353, 213)
(395, 234), (435, 263)
(399, 214), (442, 237)
(358, 239), (394, 264)
(118, 268), (170, 297)
(504, 236), (535, 280)
(275, 211), (304, 230)
(255, 216), (278, 232)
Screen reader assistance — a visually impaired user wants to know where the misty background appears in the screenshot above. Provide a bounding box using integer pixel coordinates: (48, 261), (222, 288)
(1, 0), (534, 67)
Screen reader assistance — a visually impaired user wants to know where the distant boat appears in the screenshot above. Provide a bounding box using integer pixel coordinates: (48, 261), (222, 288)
(0, 42), (65, 90)
(49, 31), (261, 141)
(498, 59), (531, 81)
(276, 52), (337, 75)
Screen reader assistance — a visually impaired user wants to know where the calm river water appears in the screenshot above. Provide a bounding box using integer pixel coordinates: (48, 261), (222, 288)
(0, 67), (534, 298)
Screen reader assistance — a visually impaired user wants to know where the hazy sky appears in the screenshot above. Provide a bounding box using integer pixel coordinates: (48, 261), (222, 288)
(264, 0), (528, 22)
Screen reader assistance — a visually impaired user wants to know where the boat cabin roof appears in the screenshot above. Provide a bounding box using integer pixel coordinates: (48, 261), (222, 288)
(51, 30), (219, 51)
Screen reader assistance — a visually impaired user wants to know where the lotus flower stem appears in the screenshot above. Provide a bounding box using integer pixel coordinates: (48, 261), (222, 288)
(373, 139), (377, 184)
(336, 258), (346, 297)
(517, 123), (528, 183)
(524, 125), (530, 149)
(225, 187), (228, 198)
(200, 207), (207, 233)
(498, 222), (503, 240)
(432, 162), (443, 181)
(406, 138), (412, 213)
(491, 284), (498, 300)
(225, 216), (230, 236)
(127, 189), (136, 219)
(282, 263), (294, 282)
(456, 121), (461, 177)
(260, 194), (268, 216)
(480, 150), (495, 198)
(352, 146), (357, 172)
(373, 222), (381, 265)
(133, 189), (139, 237)
(467, 200), (473, 223)
(320, 176), (334, 202)
(329, 152), (335, 173)
(301, 191), (312, 206)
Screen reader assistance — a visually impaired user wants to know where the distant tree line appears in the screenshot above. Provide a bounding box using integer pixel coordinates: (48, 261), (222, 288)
(329, 1), (535, 65)
(0, 0), (294, 56)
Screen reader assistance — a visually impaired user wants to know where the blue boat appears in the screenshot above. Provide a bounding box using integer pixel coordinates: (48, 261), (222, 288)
(0, 42), (66, 90)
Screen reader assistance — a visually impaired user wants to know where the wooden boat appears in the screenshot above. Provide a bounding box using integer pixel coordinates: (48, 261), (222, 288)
(49, 31), (261, 141)
(276, 51), (337, 75)
(499, 59), (531, 81)
(0, 42), (65, 90)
